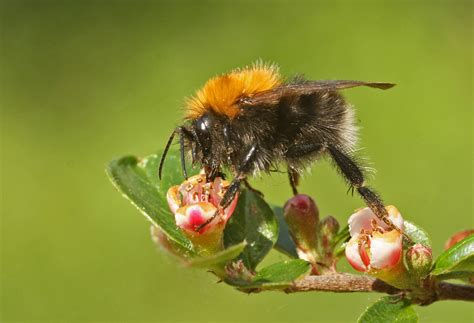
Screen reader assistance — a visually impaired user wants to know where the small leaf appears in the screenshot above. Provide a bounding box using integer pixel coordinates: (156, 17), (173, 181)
(189, 242), (247, 268)
(358, 296), (418, 323)
(332, 224), (351, 248)
(435, 270), (474, 281)
(334, 242), (348, 258)
(273, 207), (298, 258)
(404, 220), (431, 248)
(252, 259), (311, 288)
(227, 259), (311, 290)
(432, 235), (474, 277)
(106, 153), (196, 254)
(224, 190), (278, 270)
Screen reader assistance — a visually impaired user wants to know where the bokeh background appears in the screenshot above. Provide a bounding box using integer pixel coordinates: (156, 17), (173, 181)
(1, 1), (472, 322)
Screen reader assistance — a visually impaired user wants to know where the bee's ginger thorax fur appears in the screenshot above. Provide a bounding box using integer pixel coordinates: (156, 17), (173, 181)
(185, 63), (281, 120)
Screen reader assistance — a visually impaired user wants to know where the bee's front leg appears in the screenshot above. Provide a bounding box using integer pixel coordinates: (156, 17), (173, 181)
(195, 144), (258, 232)
(219, 144), (258, 208)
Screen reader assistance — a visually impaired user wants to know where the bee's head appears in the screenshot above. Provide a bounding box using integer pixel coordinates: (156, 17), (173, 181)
(190, 112), (232, 178)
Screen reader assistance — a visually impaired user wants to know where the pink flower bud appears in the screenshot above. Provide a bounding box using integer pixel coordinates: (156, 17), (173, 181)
(405, 243), (432, 278)
(444, 229), (474, 250)
(345, 206), (403, 272)
(284, 194), (319, 264)
(167, 173), (238, 254)
(320, 216), (340, 245)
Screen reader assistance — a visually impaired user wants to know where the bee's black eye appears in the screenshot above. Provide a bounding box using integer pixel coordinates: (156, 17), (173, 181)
(193, 114), (214, 158)
(196, 114), (213, 133)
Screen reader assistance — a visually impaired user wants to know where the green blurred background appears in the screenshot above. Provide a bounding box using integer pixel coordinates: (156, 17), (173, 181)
(1, 1), (472, 322)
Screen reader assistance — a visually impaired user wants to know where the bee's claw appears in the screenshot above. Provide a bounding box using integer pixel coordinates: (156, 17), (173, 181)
(194, 208), (221, 232)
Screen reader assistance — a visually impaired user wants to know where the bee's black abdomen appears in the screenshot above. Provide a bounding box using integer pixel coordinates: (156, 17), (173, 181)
(271, 90), (357, 173)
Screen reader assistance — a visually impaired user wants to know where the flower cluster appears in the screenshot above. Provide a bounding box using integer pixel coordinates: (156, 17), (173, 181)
(163, 173), (435, 287)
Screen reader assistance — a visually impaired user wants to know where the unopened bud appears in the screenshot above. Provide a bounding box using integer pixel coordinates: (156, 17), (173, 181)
(405, 243), (432, 279)
(320, 216), (340, 244)
(444, 229), (474, 250)
(225, 259), (255, 283)
(284, 194), (319, 264)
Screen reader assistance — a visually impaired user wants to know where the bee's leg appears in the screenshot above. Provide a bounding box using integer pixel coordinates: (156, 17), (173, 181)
(195, 145), (257, 232)
(288, 167), (300, 195)
(285, 143), (322, 195)
(327, 145), (411, 242)
(220, 144), (257, 208)
(195, 176), (242, 232)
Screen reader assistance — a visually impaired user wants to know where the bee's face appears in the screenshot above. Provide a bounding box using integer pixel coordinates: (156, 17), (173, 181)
(190, 112), (235, 174)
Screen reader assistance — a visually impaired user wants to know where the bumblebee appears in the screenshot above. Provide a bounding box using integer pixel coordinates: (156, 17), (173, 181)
(159, 63), (398, 232)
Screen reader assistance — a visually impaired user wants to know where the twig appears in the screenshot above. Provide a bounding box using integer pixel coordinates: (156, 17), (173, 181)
(245, 273), (474, 304)
(437, 281), (474, 302)
(285, 273), (399, 294)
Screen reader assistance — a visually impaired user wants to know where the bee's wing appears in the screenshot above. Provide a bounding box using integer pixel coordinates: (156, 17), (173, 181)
(243, 80), (395, 106)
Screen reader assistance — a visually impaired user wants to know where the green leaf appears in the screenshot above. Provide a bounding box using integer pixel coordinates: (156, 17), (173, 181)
(358, 296), (418, 323)
(227, 259), (311, 290)
(334, 242), (348, 258)
(189, 242), (247, 268)
(106, 152), (196, 254)
(273, 207), (298, 258)
(223, 190), (278, 270)
(332, 224), (351, 248)
(404, 220), (431, 248)
(432, 235), (474, 277)
(252, 259), (311, 288)
(434, 270), (474, 281)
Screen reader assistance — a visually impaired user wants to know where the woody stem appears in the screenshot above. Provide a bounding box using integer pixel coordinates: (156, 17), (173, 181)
(245, 273), (474, 304)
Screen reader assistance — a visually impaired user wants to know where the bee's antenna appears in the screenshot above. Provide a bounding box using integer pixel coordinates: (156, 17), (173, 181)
(179, 129), (188, 180)
(158, 128), (177, 180)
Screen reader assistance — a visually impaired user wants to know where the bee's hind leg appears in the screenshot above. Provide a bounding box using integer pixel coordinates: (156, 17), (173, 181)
(285, 143), (323, 196)
(288, 167), (300, 196)
(327, 145), (412, 243)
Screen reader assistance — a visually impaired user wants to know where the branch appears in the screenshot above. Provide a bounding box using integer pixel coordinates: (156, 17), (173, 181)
(285, 273), (400, 294)
(249, 273), (474, 304)
(437, 281), (474, 302)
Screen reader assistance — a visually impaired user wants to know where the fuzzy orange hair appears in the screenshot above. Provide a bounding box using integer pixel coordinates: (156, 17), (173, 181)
(185, 63), (281, 119)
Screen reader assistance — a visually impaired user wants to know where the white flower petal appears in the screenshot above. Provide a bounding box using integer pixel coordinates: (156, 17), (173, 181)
(386, 205), (403, 231)
(345, 236), (367, 272)
(348, 206), (404, 235)
(348, 208), (376, 236)
(369, 230), (402, 269)
(166, 185), (181, 214)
